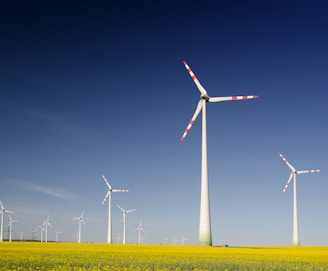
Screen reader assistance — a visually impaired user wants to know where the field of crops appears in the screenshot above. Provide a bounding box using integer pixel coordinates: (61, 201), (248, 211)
(1, 242), (328, 270)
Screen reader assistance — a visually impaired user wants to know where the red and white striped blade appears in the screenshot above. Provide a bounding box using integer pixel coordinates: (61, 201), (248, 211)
(112, 189), (129, 193)
(278, 153), (296, 172)
(183, 61), (208, 96)
(102, 191), (110, 204)
(209, 95), (259, 102)
(102, 175), (111, 189)
(283, 172), (294, 193)
(296, 169), (320, 174)
(181, 100), (203, 141)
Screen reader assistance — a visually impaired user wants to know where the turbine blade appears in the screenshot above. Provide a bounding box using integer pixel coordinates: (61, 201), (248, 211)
(183, 61), (208, 96)
(102, 191), (110, 204)
(181, 100), (203, 141)
(296, 169), (320, 174)
(209, 95), (259, 102)
(112, 189), (129, 193)
(102, 175), (112, 189)
(117, 204), (125, 212)
(283, 172), (294, 193)
(126, 209), (136, 214)
(278, 152), (296, 172)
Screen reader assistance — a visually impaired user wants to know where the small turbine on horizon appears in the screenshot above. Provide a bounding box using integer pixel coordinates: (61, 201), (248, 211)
(117, 204), (136, 244)
(54, 230), (61, 242)
(42, 215), (52, 243)
(8, 214), (18, 242)
(135, 221), (145, 244)
(0, 201), (14, 242)
(101, 175), (129, 244)
(181, 61), (258, 246)
(73, 211), (86, 243)
(279, 152), (320, 246)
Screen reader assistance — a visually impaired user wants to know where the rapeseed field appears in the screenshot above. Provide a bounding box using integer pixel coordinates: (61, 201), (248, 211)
(1, 242), (328, 270)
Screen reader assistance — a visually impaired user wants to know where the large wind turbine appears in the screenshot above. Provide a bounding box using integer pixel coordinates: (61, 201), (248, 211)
(8, 215), (18, 242)
(117, 204), (136, 244)
(279, 152), (320, 246)
(0, 201), (14, 242)
(181, 61), (258, 246)
(101, 175), (129, 244)
(73, 211), (85, 243)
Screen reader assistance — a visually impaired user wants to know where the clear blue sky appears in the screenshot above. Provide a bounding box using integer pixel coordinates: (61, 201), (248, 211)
(1, 1), (327, 245)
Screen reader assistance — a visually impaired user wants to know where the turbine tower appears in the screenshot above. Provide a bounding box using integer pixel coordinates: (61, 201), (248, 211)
(8, 215), (18, 242)
(0, 201), (14, 242)
(279, 152), (320, 246)
(42, 215), (52, 243)
(73, 211), (85, 243)
(135, 221), (144, 244)
(181, 61), (258, 246)
(55, 230), (61, 242)
(117, 204), (136, 244)
(101, 175), (129, 244)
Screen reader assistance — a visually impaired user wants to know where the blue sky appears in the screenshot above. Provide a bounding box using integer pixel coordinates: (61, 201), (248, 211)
(1, 1), (327, 245)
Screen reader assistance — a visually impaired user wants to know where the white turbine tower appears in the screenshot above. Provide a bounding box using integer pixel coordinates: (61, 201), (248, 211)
(55, 230), (61, 242)
(42, 215), (52, 243)
(117, 204), (136, 244)
(8, 215), (18, 242)
(101, 175), (129, 244)
(0, 201), (14, 242)
(73, 211), (85, 243)
(135, 221), (144, 244)
(181, 235), (188, 245)
(279, 152), (320, 246)
(181, 61), (259, 246)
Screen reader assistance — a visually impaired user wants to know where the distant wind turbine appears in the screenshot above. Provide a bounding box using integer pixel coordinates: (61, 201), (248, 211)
(31, 228), (37, 241)
(117, 204), (136, 244)
(279, 152), (320, 246)
(37, 225), (44, 242)
(181, 235), (188, 245)
(19, 232), (24, 241)
(55, 230), (61, 242)
(181, 61), (258, 246)
(135, 221), (144, 244)
(101, 175), (129, 244)
(73, 211), (85, 243)
(8, 214), (18, 242)
(0, 201), (14, 242)
(42, 215), (52, 242)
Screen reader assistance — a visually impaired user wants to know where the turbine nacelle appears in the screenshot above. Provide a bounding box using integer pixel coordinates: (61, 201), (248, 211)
(201, 94), (210, 101)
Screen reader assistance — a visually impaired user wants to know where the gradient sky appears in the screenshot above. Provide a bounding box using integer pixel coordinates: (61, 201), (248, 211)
(1, 1), (327, 245)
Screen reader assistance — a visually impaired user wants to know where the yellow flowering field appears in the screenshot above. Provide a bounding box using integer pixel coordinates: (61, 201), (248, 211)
(1, 242), (328, 270)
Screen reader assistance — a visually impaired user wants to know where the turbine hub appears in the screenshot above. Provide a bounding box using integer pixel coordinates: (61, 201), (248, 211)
(201, 94), (209, 101)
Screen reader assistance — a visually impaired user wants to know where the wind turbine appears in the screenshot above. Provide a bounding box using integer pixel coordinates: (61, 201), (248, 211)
(19, 232), (24, 241)
(279, 152), (320, 246)
(31, 228), (37, 241)
(181, 235), (188, 245)
(0, 201), (14, 242)
(181, 61), (259, 246)
(117, 204), (136, 244)
(42, 215), (52, 242)
(37, 225), (44, 242)
(101, 175), (129, 244)
(8, 215), (18, 242)
(135, 221), (144, 244)
(73, 211), (85, 243)
(54, 230), (61, 242)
